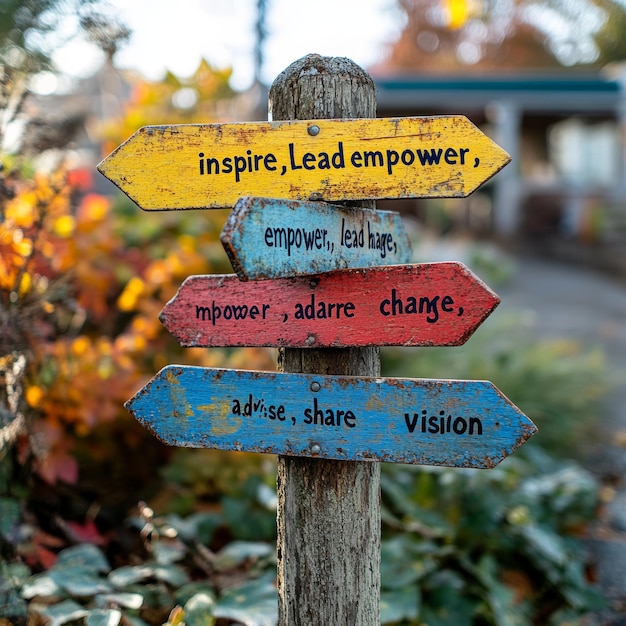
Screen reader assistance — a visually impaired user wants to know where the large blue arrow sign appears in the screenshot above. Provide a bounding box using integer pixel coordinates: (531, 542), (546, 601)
(125, 366), (536, 468)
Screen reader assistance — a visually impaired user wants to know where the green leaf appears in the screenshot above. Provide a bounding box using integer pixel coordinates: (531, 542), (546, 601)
(108, 565), (153, 588)
(94, 592), (144, 609)
(152, 539), (187, 565)
(166, 512), (221, 544)
(30, 599), (88, 626)
(420, 590), (476, 626)
(109, 561), (189, 588)
(183, 592), (216, 626)
(0, 587), (27, 619)
(519, 524), (567, 566)
(476, 556), (530, 626)
(213, 541), (274, 572)
(0, 563), (28, 618)
(175, 582), (216, 607)
(21, 573), (61, 599)
(519, 464), (598, 529)
(85, 608), (122, 626)
(0, 496), (20, 538)
(221, 476), (277, 541)
(381, 536), (438, 590)
(124, 582), (172, 611)
(55, 544), (110, 574)
(213, 574), (277, 626)
(380, 467), (450, 535)
(49, 568), (112, 597)
(558, 559), (606, 611)
(421, 570), (476, 626)
(1, 562), (30, 617)
(1, 562), (31, 585)
(256, 483), (277, 510)
(221, 495), (276, 542)
(152, 563), (190, 587)
(380, 586), (420, 624)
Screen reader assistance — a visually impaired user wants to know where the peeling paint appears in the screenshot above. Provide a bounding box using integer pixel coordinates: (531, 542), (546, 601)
(125, 365), (537, 468)
(97, 116), (510, 211)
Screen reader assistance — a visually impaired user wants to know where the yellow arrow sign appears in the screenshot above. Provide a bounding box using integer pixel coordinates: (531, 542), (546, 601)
(97, 116), (510, 210)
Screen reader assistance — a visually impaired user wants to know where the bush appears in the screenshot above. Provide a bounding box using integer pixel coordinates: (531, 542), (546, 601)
(379, 448), (604, 625)
(3, 446), (604, 625)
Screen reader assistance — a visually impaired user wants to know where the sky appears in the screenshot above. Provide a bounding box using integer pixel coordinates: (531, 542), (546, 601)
(53, 0), (402, 90)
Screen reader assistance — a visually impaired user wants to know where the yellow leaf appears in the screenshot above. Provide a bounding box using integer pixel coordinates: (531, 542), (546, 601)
(177, 234), (196, 253)
(26, 385), (44, 408)
(6, 193), (37, 228)
(71, 336), (91, 357)
(41, 240), (56, 258)
(96, 338), (113, 356)
(79, 194), (109, 222)
(12, 230), (33, 257)
(117, 276), (145, 311)
(444, 0), (467, 29)
(18, 272), (31, 295)
(53, 215), (76, 238)
(132, 334), (147, 351)
(145, 260), (170, 285)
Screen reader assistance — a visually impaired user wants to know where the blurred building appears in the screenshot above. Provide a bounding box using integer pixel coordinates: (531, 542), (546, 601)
(373, 68), (626, 271)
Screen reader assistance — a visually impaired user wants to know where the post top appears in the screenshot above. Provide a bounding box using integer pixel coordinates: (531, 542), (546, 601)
(271, 53), (374, 82)
(269, 53), (376, 121)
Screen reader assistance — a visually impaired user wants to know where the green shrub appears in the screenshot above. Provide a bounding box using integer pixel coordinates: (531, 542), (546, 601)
(8, 446), (603, 625)
(380, 447), (604, 625)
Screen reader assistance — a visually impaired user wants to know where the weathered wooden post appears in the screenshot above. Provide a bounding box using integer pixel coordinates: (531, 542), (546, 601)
(269, 54), (381, 625)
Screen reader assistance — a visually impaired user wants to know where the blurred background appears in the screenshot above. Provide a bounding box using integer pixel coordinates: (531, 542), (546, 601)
(1, 1), (626, 625)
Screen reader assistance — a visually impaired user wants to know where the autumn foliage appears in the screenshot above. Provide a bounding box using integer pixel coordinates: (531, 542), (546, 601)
(0, 62), (274, 551)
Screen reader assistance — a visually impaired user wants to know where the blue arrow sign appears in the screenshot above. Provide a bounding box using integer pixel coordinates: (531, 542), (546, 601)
(221, 197), (412, 280)
(125, 366), (536, 468)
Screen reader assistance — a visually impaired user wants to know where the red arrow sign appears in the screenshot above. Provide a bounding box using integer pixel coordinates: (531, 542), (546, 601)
(159, 263), (499, 348)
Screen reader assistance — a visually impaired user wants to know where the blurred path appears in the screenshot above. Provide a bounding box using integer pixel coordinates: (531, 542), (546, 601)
(498, 254), (626, 625)
(499, 256), (626, 394)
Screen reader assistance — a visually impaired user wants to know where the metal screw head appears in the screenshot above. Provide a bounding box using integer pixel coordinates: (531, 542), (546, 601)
(310, 444), (321, 454)
(308, 125), (320, 136)
(310, 381), (321, 392)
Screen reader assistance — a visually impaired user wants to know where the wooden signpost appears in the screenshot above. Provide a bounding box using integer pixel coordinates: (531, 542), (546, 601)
(104, 53), (532, 626)
(96, 115), (510, 210)
(159, 262), (500, 348)
(221, 196), (411, 280)
(126, 366), (536, 469)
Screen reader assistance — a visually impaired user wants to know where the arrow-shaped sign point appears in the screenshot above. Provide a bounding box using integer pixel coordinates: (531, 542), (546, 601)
(125, 366), (537, 468)
(159, 263), (500, 348)
(97, 116), (510, 210)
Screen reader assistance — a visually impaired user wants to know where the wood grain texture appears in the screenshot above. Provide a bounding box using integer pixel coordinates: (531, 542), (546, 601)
(125, 365), (537, 468)
(221, 196), (412, 280)
(159, 263), (500, 348)
(96, 117), (510, 211)
(270, 54), (381, 626)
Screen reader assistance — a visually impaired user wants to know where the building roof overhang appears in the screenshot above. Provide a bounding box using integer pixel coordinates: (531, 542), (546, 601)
(374, 73), (623, 114)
